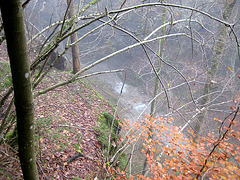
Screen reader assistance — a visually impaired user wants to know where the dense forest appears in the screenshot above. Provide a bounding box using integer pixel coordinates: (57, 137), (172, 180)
(0, 0), (240, 179)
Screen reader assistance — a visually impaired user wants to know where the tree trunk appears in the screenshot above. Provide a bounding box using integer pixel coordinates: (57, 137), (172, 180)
(142, 6), (167, 176)
(149, 8), (167, 118)
(233, 50), (240, 90)
(194, 0), (236, 136)
(68, 0), (81, 74)
(0, 0), (39, 179)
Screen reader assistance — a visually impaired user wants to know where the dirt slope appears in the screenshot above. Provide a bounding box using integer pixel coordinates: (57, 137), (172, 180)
(0, 70), (115, 179)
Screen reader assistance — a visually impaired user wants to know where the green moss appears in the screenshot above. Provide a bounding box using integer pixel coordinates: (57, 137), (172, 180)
(6, 126), (18, 148)
(95, 112), (127, 170)
(89, 0), (100, 5)
(0, 61), (12, 90)
(103, 113), (120, 134)
(95, 114), (113, 151)
(95, 112), (120, 151)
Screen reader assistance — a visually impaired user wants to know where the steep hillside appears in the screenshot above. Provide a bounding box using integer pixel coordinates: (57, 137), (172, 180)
(0, 69), (117, 179)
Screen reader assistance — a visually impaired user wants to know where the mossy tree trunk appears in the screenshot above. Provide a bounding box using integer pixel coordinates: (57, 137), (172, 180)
(0, 0), (39, 179)
(233, 50), (240, 90)
(149, 8), (167, 119)
(68, 0), (81, 74)
(194, 0), (236, 136)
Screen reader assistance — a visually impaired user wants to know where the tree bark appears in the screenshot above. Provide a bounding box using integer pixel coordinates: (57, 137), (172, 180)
(194, 0), (236, 136)
(0, 0), (39, 179)
(68, 0), (81, 74)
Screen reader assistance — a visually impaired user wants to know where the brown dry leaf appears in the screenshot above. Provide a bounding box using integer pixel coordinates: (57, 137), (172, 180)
(0, 69), (114, 179)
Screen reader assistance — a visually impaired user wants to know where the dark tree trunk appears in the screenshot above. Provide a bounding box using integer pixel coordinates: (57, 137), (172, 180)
(0, 0), (39, 179)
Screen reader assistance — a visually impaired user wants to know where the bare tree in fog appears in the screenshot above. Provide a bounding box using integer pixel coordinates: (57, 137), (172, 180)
(194, 0), (237, 139)
(0, 0), (239, 178)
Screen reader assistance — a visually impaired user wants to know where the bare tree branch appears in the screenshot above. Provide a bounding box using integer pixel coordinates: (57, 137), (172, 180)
(196, 104), (239, 178)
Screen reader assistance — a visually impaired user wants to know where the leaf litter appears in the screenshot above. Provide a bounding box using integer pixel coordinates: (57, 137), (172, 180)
(0, 69), (116, 179)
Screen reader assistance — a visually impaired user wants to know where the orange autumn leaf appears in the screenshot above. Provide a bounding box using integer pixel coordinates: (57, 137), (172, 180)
(232, 99), (237, 103)
(214, 118), (222, 122)
(230, 106), (236, 110)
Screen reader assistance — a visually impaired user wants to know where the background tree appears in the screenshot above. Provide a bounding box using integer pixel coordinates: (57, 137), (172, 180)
(67, 0), (81, 74)
(142, 4), (167, 176)
(0, 0), (39, 179)
(194, 0), (237, 137)
(0, 0), (239, 178)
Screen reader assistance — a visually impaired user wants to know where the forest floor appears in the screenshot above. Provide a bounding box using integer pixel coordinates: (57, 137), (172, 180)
(0, 68), (118, 179)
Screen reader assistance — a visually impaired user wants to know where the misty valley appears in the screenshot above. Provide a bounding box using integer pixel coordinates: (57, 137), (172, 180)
(0, 0), (240, 179)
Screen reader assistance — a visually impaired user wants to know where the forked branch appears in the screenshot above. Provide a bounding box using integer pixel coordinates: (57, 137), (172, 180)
(197, 103), (239, 179)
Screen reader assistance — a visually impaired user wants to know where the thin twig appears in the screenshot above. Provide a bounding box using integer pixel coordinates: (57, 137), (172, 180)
(59, 0), (72, 37)
(109, 3), (233, 27)
(103, 20), (200, 109)
(100, 19), (171, 108)
(75, 69), (124, 81)
(196, 104), (239, 178)
(0, 86), (13, 110)
(22, 0), (31, 9)
(34, 33), (185, 98)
